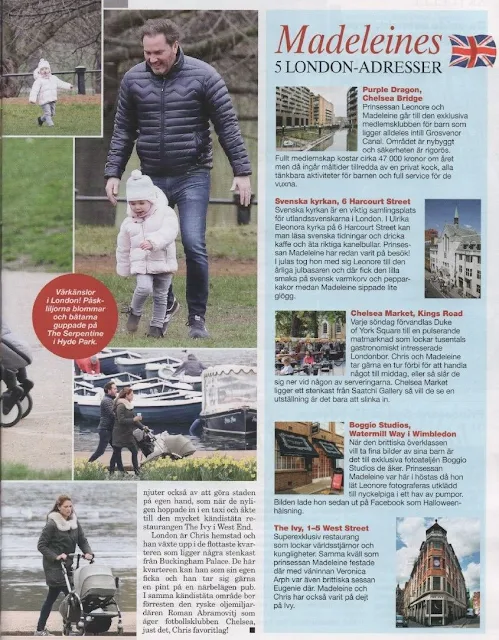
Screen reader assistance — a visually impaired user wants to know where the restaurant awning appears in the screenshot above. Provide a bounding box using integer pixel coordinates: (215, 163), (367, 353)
(313, 439), (344, 459)
(275, 430), (319, 458)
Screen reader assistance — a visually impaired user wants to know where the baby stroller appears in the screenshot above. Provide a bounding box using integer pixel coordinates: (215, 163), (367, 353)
(59, 554), (123, 636)
(1, 322), (34, 428)
(134, 427), (196, 465)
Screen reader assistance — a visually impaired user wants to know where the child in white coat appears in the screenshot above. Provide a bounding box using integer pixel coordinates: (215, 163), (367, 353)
(117, 170), (179, 338)
(29, 58), (73, 127)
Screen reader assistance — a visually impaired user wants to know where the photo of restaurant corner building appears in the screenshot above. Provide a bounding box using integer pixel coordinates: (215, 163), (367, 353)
(275, 422), (344, 494)
(403, 521), (467, 626)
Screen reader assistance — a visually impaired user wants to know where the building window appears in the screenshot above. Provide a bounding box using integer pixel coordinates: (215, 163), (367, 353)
(459, 266), (463, 273)
(275, 443), (305, 471)
(478, 256), (481, 264)
(466, 256), (473, 262)
(477, 284), (481, 295)
(433, 541), (442, 549)
(477, 270), (481, 280)
(466, 268), (472, 277)
(322, 322), (328, 335)
(433, 577), (441, 590)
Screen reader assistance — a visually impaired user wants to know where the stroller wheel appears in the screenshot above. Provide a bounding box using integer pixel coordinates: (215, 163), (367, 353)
(20, 392), (33, 419)
(0, 399), (22, 428)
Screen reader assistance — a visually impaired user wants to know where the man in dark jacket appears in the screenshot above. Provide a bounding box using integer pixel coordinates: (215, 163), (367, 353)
(88, 382), (117, 462)
(105, 18), (252, 339)
(174, 353), (207, 377)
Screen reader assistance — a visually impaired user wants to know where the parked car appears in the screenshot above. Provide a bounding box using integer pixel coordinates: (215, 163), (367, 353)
(466, 608), (475, 618)
(396, 614), (408, 628)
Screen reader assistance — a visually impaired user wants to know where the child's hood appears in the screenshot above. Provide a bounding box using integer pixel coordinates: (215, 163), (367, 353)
(33, 58), (51, 79)
(126, 186), (169, 221)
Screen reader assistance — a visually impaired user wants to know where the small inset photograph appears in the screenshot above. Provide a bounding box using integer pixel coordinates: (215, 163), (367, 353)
(276, 86), (357, 151)
(396, 518), (480, 628)
(1, 0), (102, 136)
(1, 483), (137, 637)
(74, 348), (257, 481)
(425, 199), (481, 299)
(275, 311), (346, 376)
(1, 138), (73, 480)
(275, 421), (344, 495)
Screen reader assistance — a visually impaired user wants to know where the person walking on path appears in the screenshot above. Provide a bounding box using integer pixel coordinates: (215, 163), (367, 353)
(105, 18), (252, 339)
(109, 387), (145, 476)
(35, 495), (93, 636)
(88, 382), (118, 463)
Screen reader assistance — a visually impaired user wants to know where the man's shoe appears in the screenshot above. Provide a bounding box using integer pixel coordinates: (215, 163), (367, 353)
(37, 117), (43, 127)
(187, 315), (210, 339)
(126, 309), (141, 333)
(162, 298), (180, 335)
(146, 326), (163, 339)
(34, 629), (52, 636)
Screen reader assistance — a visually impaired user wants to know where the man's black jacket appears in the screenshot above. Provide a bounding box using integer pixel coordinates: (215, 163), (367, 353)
(105, 48), (252, 178)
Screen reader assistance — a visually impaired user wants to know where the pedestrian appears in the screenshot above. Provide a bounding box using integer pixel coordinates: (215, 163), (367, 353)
(109, 387), (145, 476)
(105, 18), (252, 339)
(117, 169), (179, 338)
(75, 355), (100, 375)
(88, 382), (118, 463)
(29, 59), (73, 127)
(173, 353), (207, 377)
(35, 495), (93, 636)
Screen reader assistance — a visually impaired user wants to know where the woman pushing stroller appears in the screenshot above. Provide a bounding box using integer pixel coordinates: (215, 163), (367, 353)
(35, 495), (93, 636)
(109, 386), (147, 476)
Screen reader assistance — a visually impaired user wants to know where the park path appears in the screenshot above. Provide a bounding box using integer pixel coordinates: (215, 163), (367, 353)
(2, 271), (73, 472)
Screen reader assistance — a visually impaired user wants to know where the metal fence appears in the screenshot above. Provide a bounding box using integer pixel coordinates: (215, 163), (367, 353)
(75, 194), (257, 225)
(2, 66), (100, 95)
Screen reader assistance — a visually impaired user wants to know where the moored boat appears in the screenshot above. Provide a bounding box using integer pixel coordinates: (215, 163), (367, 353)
(200, 365), (257, 435)
(115, 354), (183, 378)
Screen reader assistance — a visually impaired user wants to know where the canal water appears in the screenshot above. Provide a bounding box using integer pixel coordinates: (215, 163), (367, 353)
(1, 483), (136, 611)
(75, 348), (257, 452)
(311, 128), (358, 152)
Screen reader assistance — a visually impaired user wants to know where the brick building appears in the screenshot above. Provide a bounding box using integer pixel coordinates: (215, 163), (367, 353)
(275, 422), (344, 493)
(403, 521), (467, 626)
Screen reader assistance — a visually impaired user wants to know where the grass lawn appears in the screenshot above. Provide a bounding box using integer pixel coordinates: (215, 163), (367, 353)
(2, 97), (101, 136)
(1, 462), (72, 480)
(88, 273), (257, 348)
(75, 224), (257, 261)
(2, 138), (73, 271)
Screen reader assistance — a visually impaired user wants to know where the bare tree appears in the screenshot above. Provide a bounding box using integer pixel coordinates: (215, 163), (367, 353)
(2, 0), (101, 96)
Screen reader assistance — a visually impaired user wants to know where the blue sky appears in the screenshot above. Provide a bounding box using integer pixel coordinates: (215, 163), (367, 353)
(425, 199), (481, 234)
(396, 517), (480, 593)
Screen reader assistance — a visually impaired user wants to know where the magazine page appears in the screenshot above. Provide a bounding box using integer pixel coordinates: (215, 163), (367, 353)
(1, 0), (498, 639)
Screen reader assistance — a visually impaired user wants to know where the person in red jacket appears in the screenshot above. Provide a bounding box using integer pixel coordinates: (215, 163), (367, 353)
(75, 356), (101, 375)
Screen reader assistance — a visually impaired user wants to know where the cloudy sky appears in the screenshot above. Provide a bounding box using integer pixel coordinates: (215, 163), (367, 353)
(307, 86), (353, 117)
(396, 518), (480, 593)
(425, 199), (481, 234)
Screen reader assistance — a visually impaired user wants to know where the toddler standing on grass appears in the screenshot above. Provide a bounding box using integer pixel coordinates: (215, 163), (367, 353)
(117, 170), (179, 338)
(29, 58), (73, 127)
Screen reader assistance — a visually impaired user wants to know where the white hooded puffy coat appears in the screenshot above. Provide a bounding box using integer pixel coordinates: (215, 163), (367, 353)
(116, 186), (179, 276)
(29, 74), (72, 105)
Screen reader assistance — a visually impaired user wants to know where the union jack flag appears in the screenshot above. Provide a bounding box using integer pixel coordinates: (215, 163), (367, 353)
(449, 34), (496, 68)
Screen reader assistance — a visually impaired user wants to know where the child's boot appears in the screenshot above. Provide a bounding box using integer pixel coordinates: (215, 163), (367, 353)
(126, 309), (141, 333)
(146, 326), (163, 339)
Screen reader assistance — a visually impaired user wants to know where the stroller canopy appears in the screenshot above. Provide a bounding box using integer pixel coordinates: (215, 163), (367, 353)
(74, 564), (116, 599)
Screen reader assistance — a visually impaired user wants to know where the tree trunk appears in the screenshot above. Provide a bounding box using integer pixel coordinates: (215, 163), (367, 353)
(75, 138), (115, 225)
